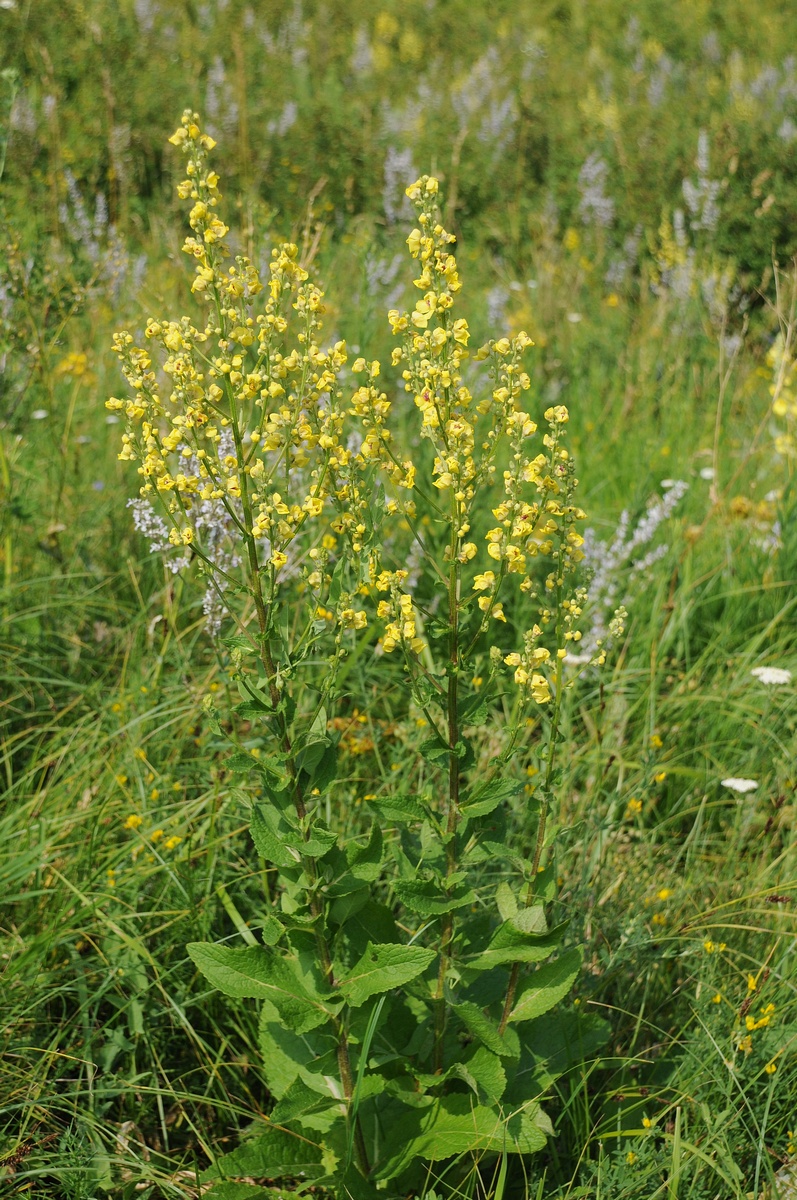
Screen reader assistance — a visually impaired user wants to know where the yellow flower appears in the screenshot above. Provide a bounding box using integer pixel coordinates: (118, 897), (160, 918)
(123, 814), (143, 831)
(642, 1117), (653, 1130)
(654, 771), (667, 783)
(625, 798), (642, 818)
(164, 835), (183, 851)
(150, 829), (164, 842)
(115, 773), (128, 786)
(656, 887), (673, 902)
(626, 1151), (637, 1165)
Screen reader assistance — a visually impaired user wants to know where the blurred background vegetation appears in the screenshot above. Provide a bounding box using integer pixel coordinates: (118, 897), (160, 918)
(2, 1), (797, 1197)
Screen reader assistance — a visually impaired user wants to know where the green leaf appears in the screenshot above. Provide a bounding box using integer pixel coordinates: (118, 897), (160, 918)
(419, 735), (450, 767)
(367, 794), (427, 824)
(302, 819), (338, 858)
(201, 1126), (324, 1183)
(495, 882), (518, 922)
(270, 1077), (339, 1126)
(234, 699), (272, 720)
(374, 1095), (550, 1181)
(453, 1046), (507, 1104)
(187, 943), (334, 1033)
(260, 914), (284, 946)
(507, 1010), (610, 1095)
(339, 943), (435, 1007)
(258, 1006), (335, 1100)
(326, 825), (384, 897)
(507, 947), (581, 1024)
(228, 751), (258, 773)
(462, 777), (524, 819)
(470, 908), (564, 969)
(393, 878), (476, 915)
(453, 1002), (511, 1057)
(205, 1184), (283, 1200)
(250, 803), (302, 869)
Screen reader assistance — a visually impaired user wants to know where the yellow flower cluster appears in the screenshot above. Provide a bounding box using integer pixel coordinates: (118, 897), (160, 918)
(380, 176), (591, 702)
(108, 110), (383, 644)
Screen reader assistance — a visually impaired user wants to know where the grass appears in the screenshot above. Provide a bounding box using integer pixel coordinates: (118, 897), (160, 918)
(3, 2), (797, 1196)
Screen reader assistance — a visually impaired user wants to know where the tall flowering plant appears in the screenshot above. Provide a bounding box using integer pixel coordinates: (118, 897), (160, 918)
(109, 111), (620, 1195)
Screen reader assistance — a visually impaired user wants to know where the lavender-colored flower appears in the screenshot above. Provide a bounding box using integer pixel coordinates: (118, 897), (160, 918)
(578, 153), (615, 230)
(383, 147), (415, 226)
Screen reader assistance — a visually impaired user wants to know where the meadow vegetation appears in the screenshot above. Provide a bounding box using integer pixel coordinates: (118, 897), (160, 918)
(2, 2), (797, 1197)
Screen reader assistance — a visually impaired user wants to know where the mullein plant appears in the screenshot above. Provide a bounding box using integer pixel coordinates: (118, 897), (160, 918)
(109, 111), (620, 1196)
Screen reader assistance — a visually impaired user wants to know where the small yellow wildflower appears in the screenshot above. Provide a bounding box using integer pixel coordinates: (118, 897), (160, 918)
(123, 814), (143, 831)
(712, 992), (722, 1004)
(164, 835), (183, 851)
(747, 974), (758, 992)
(656, 887), (673, 901)
(151, 829), (164, 842)
(115, 774), (128, 786)
(650, 734), (663, 749)
(625, 798), (642, 818)
(654, 771), (667, 783)
(626, 1151), (637, 1165)
(642, 1117), (653, 1130)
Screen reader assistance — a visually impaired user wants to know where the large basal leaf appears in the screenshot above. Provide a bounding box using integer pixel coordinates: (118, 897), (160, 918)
(507, 947), (581, 1024)
(339, 942), (435, 1007)
(507, 1010), (611, 1096)
(374, 1095), (551, 1181)
(200, 1126), (324, 1183)
(188, 943), (335, 1033)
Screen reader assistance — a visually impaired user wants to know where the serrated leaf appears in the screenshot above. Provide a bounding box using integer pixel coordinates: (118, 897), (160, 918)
(228, 751), (258, 773)
(495, 881), (518, 922)
(367, 794), (427, 823)
(453, 1002), (511, 1056)
(188, 943), (335, 1033)
(393, 878), (476, 915)
(260, 914), (284, 946)
(258, 1007), (334, 1100)
(302, 819), (338, 858)
(419, 735), (450, 767)
(508, 1010), (610, 1095)
(270, 1077), (339, 1125)
(455, 1046), (507, 1104)
(250, 803), (302, 869)
(200, 1126), (324, 1182)
(205, 1183), (284, 1200)
(469, 909), (564, 970)
(462, 777), (524, 818)
(373, 1095), (550, 1181)
(508, 947), (581, 1024)
(339, 943), (435, 1007)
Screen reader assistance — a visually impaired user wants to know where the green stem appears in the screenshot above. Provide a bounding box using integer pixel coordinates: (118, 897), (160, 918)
(433, 490), (461, 1074)
(498, 564), (566, 1036)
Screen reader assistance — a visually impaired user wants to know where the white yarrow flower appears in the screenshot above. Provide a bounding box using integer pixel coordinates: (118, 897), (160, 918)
(751, 666), (792, 686)
(721, 777), (758, 794)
